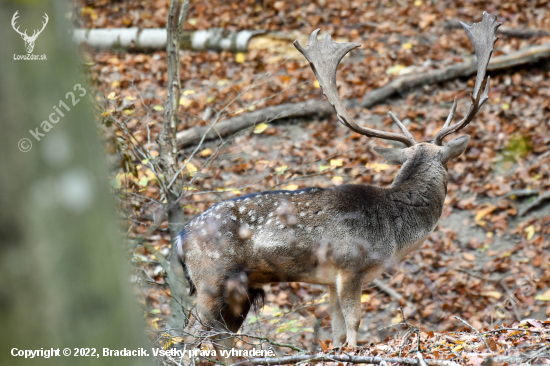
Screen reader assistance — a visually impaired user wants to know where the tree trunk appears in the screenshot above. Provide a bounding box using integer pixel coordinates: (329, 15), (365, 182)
(0, 2), (148, 365)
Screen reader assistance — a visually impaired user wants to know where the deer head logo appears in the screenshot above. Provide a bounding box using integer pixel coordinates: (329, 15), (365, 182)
(11, 11), (49, 54)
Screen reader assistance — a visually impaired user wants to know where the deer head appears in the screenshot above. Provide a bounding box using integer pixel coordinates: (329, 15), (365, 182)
(11, 11), (49, 54)
(294, 11), (500, 168)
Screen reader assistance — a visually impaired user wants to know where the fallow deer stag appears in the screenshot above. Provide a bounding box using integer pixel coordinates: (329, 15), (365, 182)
(175, 12), (500, 353)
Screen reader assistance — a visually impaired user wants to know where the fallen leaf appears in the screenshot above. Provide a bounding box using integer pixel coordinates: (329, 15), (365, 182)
(475, 203), (497, 222)
(535, 288), (550, 301)
(200, 148), (213, 157)
(366, 162), (390, 172)
(235, 52), (246, 63)
(463, 252), (476, 262)
(386, 64), (406, 75)
(525, 225), (535, 240)
(254, 123), (268, 134)
(482, 291), (502, 299)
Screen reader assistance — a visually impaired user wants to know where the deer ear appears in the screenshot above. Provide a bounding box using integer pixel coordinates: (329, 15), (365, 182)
(439, 135), (470, 164)
(373, 147), (407, 165)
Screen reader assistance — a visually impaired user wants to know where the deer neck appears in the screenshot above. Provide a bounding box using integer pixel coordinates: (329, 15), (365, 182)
(386, 152), (448, 254)
(391, 151), (447, 195)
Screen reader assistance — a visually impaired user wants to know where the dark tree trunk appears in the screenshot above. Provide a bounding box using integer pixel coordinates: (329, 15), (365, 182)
(0, 2), (148, 365)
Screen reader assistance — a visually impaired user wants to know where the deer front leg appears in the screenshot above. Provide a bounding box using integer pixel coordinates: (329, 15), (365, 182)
(329, 285), (347, 346)
(185, 290), (236, 364)
(336, 272), (364, 347)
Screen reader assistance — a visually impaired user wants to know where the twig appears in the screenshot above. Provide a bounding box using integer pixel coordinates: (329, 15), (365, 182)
(228, 353), (462, 366)
(505, 189), (540, 198)
(453, 316), (492, 353)
(417, 352), (428, 366)
(371, 278), (403, 301)
(396, 307), (421, 357)
(234, 333), (305, 353)
(480, 327), (550, 335)
(519, 191), (550, 216)
(523, 344), (550, 364)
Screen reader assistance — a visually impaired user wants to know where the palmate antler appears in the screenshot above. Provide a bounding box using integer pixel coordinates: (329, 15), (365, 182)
(294, 29), (417, 147)
(294, 12), (500, 147)
(433, 12), (500, 145)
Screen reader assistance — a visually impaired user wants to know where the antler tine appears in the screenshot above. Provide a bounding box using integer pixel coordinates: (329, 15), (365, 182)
(433, 12), (500, 146)
(294, 29), (417, 147)
(442, 97), (458, 129)
(11, 11), (27, 37)
(32, 13), (49, 39)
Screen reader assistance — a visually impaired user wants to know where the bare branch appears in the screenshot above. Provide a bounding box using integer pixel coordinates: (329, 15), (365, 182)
(453, 316), (492, 354)
(228, 353), (462, 366)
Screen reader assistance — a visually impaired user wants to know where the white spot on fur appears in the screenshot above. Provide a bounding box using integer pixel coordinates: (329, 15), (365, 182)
(266, 219), (272, 225)
(257, 217), (264, 223)
(251, 216), (256, 222)
(230, 215), (237, 221)
(278, 224), (285, 229)
(239, 206), (246, 213)
(208, 251), (220, 259)
(306, 226), (312, 233)
(300, 212), (305, 217)
(268, 212), (274, 217)
(248, 210), (254, 216)
(306, 202), (310, 206)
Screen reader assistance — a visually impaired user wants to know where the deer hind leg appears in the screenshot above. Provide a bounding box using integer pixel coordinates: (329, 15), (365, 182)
(336, 272), (364, 347)
(329, 285), (347, 346)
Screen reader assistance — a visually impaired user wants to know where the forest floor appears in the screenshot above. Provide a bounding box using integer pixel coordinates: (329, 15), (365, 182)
(74, 0), (550, 364)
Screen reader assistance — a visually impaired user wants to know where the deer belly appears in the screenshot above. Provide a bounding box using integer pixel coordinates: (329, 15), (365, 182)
(249, 234), (336, 285)
(395, 236), (429, 261)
